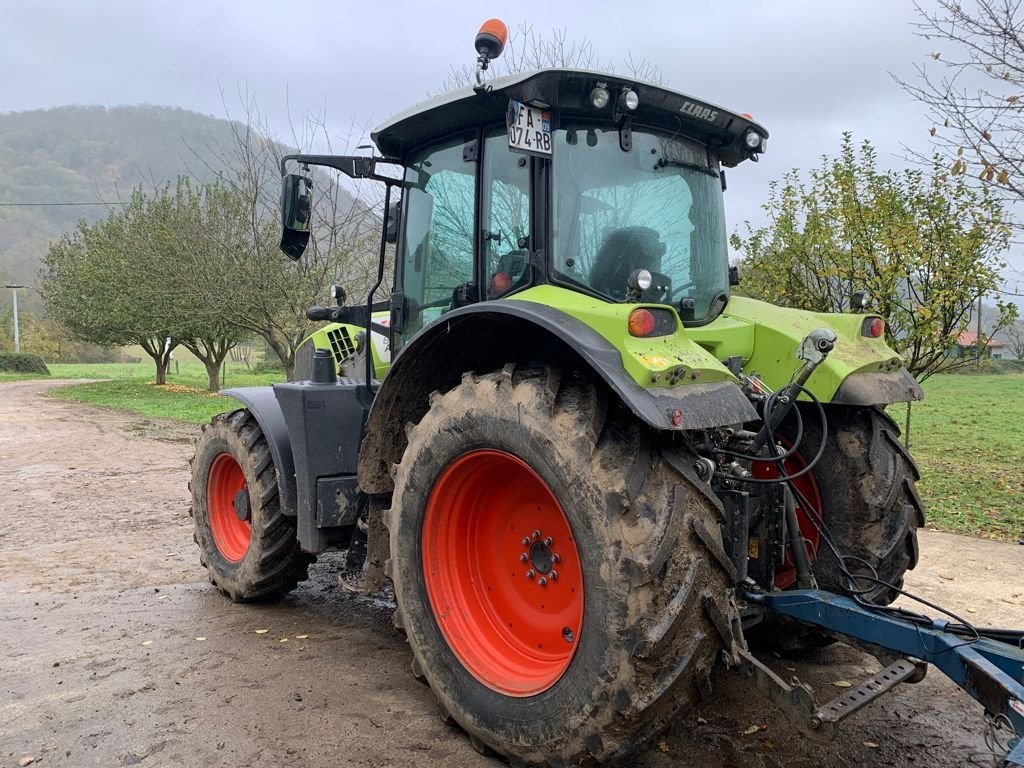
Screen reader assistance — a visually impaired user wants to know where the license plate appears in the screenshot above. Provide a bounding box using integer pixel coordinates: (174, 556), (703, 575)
(507, 100), (552, 157)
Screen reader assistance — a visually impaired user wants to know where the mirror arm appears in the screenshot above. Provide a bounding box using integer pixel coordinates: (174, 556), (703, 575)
(279, 153), (400, 179)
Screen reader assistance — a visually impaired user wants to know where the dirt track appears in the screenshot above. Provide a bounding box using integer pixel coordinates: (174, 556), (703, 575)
(2, 379), (1023, 768)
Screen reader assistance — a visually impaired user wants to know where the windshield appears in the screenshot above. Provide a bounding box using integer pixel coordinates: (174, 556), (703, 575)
(552, 127), (729, 321)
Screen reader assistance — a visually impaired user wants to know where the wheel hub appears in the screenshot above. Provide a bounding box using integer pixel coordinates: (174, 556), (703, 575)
(207, 452), (252, 563)
(421, 449), (585, 697)
(233, 489), (251, 522)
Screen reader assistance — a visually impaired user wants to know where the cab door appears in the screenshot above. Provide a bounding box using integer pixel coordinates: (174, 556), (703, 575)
(391, 129), (533, 354)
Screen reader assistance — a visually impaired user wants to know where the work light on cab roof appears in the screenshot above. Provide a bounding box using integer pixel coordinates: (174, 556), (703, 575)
(474, 18), (508, 86)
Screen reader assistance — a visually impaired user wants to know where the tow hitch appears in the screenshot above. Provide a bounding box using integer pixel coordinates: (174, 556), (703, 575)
(748, 589), (1024, 766)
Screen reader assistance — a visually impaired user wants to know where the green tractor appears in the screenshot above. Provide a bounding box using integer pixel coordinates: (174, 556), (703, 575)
(190, 20), (924, 766)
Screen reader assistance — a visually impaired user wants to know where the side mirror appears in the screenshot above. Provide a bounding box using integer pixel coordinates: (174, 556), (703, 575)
(280, 173), (313, 260)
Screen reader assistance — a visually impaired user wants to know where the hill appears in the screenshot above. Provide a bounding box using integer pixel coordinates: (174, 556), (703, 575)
(0, 104), (325, 304)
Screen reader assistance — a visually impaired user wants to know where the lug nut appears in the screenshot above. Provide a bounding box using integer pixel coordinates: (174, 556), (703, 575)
(552, 553), (560, 563)
(549, 570), (558, 580)
(538, 577), (548, 586)
(519, 553), (528, 563)
(532, 530), (541, 540)
(543, 537), (553, 546)
(522, 537), (530, 546)
(526, 569), (535, 580)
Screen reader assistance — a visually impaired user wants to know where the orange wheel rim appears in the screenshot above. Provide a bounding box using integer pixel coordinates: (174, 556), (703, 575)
(422, 450), (584, 696)
(751, 439), (823, 589)
(207, 453), (252, 563)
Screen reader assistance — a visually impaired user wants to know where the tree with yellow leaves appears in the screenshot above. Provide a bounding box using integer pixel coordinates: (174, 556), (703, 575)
(731, 133), (1017, 380)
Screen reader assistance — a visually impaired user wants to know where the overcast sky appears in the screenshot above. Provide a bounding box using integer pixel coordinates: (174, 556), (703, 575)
(3, 0), (1022, 288)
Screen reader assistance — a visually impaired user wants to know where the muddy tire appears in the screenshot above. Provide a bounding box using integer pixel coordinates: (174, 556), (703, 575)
(189, 409), (313, 602)
(386, 365), (739, 766)
(783, 405), (924, 604)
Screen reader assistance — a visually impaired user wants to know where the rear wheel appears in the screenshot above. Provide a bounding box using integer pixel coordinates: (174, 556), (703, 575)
(190, 409), (313, 601)
(781, 405), (924, 605)
(386, 366), (740, 765)
(753, 405), (924, 652)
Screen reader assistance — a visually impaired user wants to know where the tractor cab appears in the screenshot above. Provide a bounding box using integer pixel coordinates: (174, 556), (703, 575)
(282, 64), (768, 366)
(376, 67), (766, 350)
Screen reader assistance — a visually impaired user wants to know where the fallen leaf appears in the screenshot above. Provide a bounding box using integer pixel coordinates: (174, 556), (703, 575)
(254, 629), (269, 635)
(784, 666), (796, 672)
(18, 589), (29, 594)
(759, 738), (774, 749)
(937, 573), (954, 581)
(696, 716), (708, 724)
(141, 640), (153, 646)
(158, 595), (168, 601)
(19, 757), (34, 767)
(966, 608), (977, 614)
(657, 740), (669, 753)
(295, 635), (309, 640)
(863, 741), (880, 748)
(195, 637), (207, 641)
(279, 638), (289, 643)
(832, 680), (852, 688)
(741, 724), (763, 735)
(163, 552), (177, 557)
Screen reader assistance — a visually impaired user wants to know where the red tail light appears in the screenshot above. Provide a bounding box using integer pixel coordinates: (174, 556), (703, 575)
(628, 309), (656, 337)
(862, 317), (885, 338)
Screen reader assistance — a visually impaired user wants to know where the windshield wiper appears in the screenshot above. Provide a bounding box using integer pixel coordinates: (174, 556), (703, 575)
(653, 158), (719, 178)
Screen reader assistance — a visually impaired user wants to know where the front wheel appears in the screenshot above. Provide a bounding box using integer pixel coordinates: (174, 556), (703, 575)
(190, 409), (313, 601)
(386, 366), (740, 765)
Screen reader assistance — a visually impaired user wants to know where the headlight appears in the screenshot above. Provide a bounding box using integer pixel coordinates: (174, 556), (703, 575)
(590, 85), (610, 109)
(628, 268), (653, 291)
(620, 88), (639, 111)
(744, 130), (762, 150)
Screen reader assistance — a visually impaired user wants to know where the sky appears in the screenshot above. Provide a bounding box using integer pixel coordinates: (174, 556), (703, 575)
(2, 0), (1022, 290)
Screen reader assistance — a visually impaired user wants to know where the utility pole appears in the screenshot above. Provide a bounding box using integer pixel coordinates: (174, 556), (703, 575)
(4, 284), (26, 353)
(976, 293), (983, 365)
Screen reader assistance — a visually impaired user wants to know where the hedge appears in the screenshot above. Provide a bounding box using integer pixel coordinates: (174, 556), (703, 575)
(0, 352), (51, 375)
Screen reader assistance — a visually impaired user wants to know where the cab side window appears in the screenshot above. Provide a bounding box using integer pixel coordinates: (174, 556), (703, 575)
(399, 137), (476, 339)
(481, 131), (530, 299)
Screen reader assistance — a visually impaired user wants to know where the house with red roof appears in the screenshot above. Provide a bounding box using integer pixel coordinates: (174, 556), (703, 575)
(953, 331), (1008, 360)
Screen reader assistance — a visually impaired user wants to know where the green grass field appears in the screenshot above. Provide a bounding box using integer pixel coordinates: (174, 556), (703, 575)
(1, 361), (284, 423)
(902, 374), (1023, 541)
(1, 362), (1020, 540)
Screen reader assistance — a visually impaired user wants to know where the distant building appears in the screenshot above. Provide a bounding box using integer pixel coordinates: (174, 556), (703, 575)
(953, 331), (1007, 360)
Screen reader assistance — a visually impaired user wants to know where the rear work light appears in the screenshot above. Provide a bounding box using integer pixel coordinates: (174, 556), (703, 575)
(862, 317), (885, 338)
(628, 308), (675, 338)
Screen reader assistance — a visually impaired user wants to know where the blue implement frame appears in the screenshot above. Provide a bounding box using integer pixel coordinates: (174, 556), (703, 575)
(749, 589), (1024, 766)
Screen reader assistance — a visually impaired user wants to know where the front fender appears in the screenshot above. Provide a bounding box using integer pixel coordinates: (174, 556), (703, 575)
(357, 301), (757, 494)
(220, 387), (297, 516)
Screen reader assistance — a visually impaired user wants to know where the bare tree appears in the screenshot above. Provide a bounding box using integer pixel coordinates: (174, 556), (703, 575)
(180, 92), (382, 379)
(1006, 318), (1024, 357)
(899, 1), (1024, 224)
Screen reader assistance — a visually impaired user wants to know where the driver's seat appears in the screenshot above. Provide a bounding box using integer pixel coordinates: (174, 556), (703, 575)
(589, 226), (666, 299)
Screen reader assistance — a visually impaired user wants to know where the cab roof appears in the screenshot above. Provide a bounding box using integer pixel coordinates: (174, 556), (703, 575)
(371, 68), (768, 167)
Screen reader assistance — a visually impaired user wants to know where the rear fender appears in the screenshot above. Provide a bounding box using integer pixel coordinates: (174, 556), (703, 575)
(357, 301), (757, 494)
